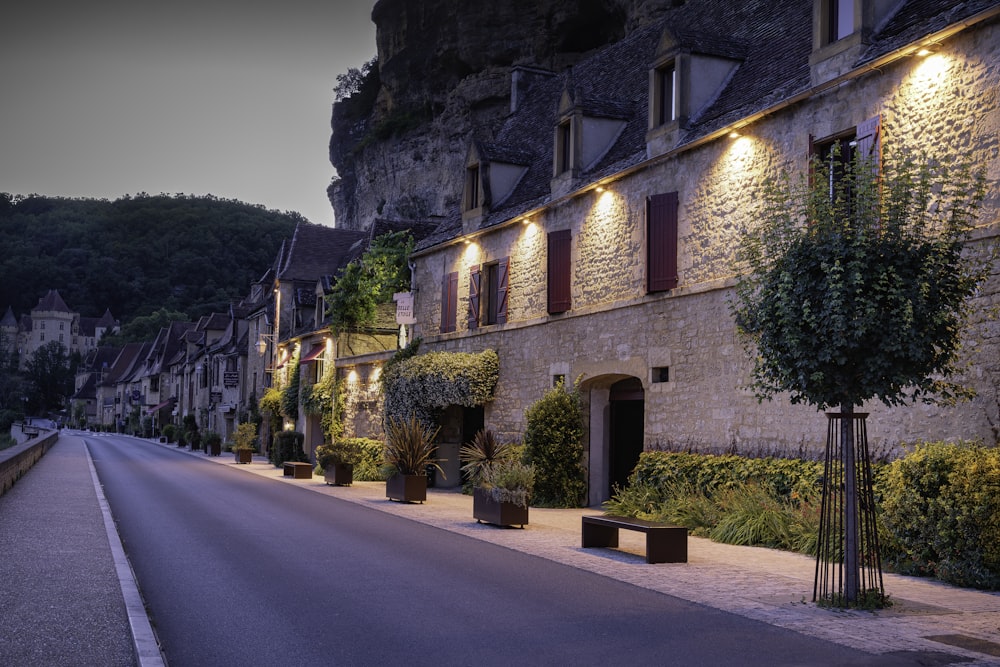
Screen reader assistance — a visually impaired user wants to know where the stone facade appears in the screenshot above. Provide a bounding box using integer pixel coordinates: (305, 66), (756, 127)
(388, 4), (1000, 503)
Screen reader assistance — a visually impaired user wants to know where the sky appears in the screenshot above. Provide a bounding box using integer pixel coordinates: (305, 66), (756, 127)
(1, 1), (377, 227)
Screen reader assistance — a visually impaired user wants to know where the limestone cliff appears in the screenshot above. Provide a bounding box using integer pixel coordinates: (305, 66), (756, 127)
(328, 0), (678, 230)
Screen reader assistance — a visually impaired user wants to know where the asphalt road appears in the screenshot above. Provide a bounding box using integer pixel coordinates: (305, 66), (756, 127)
(88, 435), (929, 666)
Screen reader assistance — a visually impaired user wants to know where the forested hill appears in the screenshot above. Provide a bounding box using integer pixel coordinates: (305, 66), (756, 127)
(0, 193), (303, 322)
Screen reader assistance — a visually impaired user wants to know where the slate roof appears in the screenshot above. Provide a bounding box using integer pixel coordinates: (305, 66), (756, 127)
(276, 222), (368, 283)
(415, 0), (1000, 252)
(32, 289), (72, 314)
(0, 306), (16, 328)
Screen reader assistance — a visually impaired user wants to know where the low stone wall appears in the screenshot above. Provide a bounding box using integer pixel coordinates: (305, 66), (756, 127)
(0, 426), (59, 497)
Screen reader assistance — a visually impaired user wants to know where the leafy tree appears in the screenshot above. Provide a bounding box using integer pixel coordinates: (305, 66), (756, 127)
(733, 146), (988, 410)
(101, 308), (189, 346)
(24, 341), (73, 414)
(334, 56), (378, 102)
(522, 381), (587, 508)
(732, 144), (990, 604)
(326, 230), (414, 334)
(0, 193), (300, 322)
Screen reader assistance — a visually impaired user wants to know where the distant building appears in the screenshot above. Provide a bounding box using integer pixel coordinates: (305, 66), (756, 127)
(6, 289), (118, 368)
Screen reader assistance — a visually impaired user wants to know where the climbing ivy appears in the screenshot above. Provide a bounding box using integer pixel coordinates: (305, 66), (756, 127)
(381, 347), (499, 426)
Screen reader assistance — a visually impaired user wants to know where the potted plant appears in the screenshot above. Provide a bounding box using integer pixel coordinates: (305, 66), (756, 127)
(383, 415), (442, 503)
(317, 438), (363, 486)
(231, 422), (257, 464)
(461, 429), (534, 527)
(473, 460), (535, 528)
(203, 430), (222, 456)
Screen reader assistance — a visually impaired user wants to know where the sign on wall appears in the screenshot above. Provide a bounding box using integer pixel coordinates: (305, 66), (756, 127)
(394, 292), (416, 324)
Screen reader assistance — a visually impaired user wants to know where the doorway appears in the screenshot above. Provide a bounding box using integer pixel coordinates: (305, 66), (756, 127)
(608, 377), (644, 498)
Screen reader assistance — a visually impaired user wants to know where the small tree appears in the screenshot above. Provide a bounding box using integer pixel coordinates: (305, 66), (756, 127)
(732, 143), (990, 604)
(523, 381), (587, 508)
(326, 231), (414, 335)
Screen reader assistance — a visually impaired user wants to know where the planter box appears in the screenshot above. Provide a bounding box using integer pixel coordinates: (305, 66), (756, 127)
(324, 463), (354, 486)
(208, 441), (222, 456)
(473, 487), (528, 527)
(386, 473), (427, 503)
(234, 449), (253, 464)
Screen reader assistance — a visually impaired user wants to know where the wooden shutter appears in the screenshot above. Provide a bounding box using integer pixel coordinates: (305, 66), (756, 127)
(547, 231), (572, 314)
(855, 114), (881, 173)
(647, 192), (679, 292)
(440, 272), (457, 333)
(468, 265), (481, 330)
(495, 257), (509, 324)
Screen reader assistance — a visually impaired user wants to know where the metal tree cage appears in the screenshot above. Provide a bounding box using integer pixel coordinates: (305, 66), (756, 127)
(814, 411), (886, 607)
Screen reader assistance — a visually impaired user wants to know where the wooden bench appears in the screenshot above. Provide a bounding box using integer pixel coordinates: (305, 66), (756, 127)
(283, 462), (313, 479)
(582, 515), (688, 563)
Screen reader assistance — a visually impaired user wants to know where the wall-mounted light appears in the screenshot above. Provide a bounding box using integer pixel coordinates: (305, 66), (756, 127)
(257, 333), (276, 356)
(915, 43), (939, 57)
(729, 130), (742, 139)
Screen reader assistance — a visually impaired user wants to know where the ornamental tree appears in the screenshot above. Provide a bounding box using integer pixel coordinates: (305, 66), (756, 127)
(732, 143), (990, 605)
(733, 145), (988, 412)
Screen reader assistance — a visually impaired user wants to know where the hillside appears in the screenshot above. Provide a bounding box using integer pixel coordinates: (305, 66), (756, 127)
(0, 192), (302, 322)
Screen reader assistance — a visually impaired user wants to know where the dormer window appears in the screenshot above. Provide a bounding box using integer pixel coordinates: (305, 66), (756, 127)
(556, 120), (573, 175)
(654, 61), (677, 126)
(823, 0), (855, 46)
(465, 165), (480, 211)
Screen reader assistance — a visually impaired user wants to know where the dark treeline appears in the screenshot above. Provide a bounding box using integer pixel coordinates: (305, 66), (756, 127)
(0, 192), (304, 322)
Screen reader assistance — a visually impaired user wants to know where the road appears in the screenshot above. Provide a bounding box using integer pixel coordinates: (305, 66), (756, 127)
(88, 435), (927, 666)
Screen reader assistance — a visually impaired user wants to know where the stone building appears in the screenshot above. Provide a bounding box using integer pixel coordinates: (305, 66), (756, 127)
(5, 289), (118, 369)
(340, 0), (1000, 501)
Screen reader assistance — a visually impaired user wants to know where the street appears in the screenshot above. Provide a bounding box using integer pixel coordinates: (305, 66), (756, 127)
(88, 435), (932, 666)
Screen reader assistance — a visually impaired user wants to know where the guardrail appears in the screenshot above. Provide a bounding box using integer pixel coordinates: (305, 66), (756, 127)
(0, 426), (59, 497)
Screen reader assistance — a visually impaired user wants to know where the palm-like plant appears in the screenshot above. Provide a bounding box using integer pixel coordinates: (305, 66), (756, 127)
(459, 429), (513, 487)
(383, 415), (442, 477)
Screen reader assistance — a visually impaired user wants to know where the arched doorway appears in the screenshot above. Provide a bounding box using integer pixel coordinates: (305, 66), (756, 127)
(583, 373), (645, 505)
(608, 377), (644, 498)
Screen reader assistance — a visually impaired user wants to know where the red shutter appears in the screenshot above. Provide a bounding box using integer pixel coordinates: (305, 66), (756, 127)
(496, 257), (509, 324)
(440, 272), (457, 333)
(547, 231), (572, 314)
(647, 192), (679, 292)
(468, 265), (481, 330)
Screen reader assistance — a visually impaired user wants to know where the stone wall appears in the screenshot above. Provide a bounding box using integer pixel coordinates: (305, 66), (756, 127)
(408, 24), (1000, 463)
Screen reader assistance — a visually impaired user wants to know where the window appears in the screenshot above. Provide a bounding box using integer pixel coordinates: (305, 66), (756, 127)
(465, 165), (480, 211)
(826, 0), (854, 44)
(150, 376), (159, 392)
(810, 115), (880, 203)
(652, 366), (670, 383)
(556, 120), (572, 174)
(547, 230), (572, 314)
(440, 271), (458, 333)
(468, 258), (509, 329)
(656, 62), (677, 126)
(647, 192), (679, 292)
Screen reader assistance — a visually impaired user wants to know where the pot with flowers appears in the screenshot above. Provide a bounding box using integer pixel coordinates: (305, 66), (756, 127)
(383, 415), (442, 503)
(316, 438), (363, 486)
(460, 429), (534, 528)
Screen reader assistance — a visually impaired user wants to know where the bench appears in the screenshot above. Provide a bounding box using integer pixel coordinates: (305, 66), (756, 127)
(283, 462), (313, 479)
(582, 515), (688, 563)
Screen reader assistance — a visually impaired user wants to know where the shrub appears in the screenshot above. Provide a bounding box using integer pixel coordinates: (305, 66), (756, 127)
(202, 430), (222, 452)
(352, 438), (388, 481)
(162, 423), (177, 443)
(272, 430), (307, 467)
(232, 422), (257, 452)
(631, 451), (824, 500)
(522, 381), (586, 507)
(880, 441), (1000, 589)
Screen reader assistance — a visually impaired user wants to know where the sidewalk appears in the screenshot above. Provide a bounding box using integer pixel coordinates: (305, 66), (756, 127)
(170, 437), (1000, 666)
(4, 433), (1000, 666)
